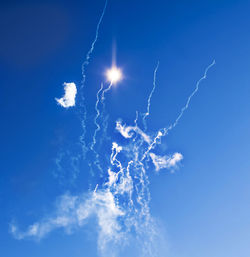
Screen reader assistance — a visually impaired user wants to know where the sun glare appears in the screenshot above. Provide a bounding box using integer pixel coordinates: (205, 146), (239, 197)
(106, 67), (122, 83)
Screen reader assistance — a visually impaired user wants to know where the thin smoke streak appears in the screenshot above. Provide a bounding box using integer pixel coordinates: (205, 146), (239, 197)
(134, 111), (139, 126)
(81, 0), (108, 89)
(79, 0), (108, 159)
(131, 62), (160, 162)
(89, 81), (113, 176)
(166, 59), (216, 132)
(143, 61), (160, 129)
(91, 83), (104, 150)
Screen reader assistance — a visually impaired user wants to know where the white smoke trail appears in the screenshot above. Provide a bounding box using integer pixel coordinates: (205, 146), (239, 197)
(94, 81), (113, 149)
(142, 61), (160, 130)
(81, 0), (108, 90)
(89, 81), (113, 176)
(101, 82), (113, 103)
(166, 59), (216, 132)
(134, 111), (139, 126)
(91, 83), (104, 150)
(79, 0), (108, 159)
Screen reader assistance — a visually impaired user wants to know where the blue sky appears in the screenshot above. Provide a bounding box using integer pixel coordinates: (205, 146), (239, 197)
(1, 0), (250, 256)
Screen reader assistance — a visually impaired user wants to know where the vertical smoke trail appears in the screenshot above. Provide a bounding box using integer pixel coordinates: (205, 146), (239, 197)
(93, 81), (113, 146)
(88, 81), (113, 177)
(81, 0), (108, 90)
(141, 60), (216, 161)
(96, 81), (113, 142)
(87, 83), (105, 177)
(133, 111), (139, 143)
(79, 0), (108, 159)
(142, 61), (160, 130)
(134, 111), (139, 126)
(90, 83), (104, 150)
(131, 62), (160, 156)
(135, 60), (159, 162)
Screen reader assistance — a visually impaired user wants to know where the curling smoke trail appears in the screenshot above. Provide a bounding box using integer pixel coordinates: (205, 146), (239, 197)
(88, 83), (105, 176)
(101, 82), (113, 103)
(91, 83), (104, 151)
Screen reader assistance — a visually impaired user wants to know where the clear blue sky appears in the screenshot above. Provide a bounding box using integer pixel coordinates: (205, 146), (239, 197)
(1, 0), (250, 256)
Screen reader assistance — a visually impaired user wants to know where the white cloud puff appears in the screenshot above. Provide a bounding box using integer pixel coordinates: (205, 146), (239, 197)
(56, 82), (77, 108)
(150, 152), (183, 171)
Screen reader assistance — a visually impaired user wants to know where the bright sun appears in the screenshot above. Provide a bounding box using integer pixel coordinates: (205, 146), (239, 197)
(106, 67), (122, 83)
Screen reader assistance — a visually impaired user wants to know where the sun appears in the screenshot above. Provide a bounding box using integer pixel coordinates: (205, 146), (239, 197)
(106, 66), (122, 84)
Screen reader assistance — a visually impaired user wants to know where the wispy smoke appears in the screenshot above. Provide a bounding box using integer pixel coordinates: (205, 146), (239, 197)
(10, 191), (124, 252)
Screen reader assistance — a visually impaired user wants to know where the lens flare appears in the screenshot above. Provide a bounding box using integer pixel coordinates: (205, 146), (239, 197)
(106, 67), (122, 83)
